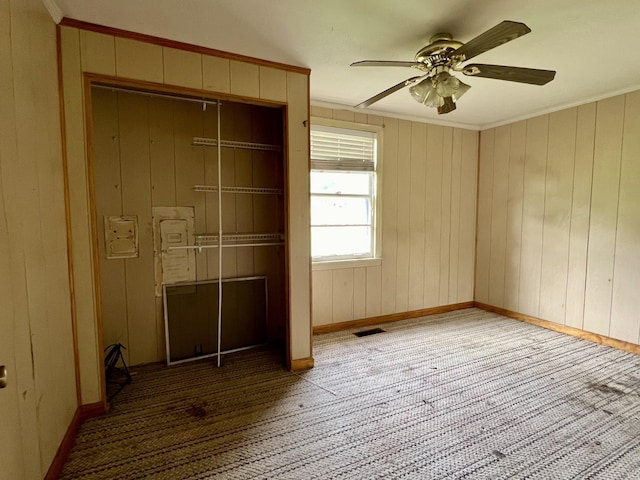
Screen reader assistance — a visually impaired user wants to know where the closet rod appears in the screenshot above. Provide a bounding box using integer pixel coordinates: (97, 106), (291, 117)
(92, 84), (219, 107)
(193, 185), (283, 195)
(196, 233), (284, 242)
(167, 242), (284, 252)
(192, 137), (282, 152)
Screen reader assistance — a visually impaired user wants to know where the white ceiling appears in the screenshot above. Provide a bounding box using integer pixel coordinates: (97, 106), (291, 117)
(49, 0), (640, 129)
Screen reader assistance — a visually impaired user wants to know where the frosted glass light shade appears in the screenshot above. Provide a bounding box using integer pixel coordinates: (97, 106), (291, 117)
(452, 80), (471, 101)
(434, 71), (471, 101)
(409, 78), (444, 107)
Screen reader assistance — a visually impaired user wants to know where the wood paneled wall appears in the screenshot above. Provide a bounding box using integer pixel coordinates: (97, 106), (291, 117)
(59, 25), (310, 404)
(476, 90), (640, 345)
(310, 107), (478, 326)
(0, 0), (77, 478)
(92, 90), (285, 365)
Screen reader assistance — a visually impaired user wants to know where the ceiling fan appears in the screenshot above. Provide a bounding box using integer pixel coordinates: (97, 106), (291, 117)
(351, 20), (556, 114)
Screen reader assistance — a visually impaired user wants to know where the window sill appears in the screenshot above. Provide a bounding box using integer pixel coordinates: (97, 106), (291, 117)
(312, 258), (382, 271)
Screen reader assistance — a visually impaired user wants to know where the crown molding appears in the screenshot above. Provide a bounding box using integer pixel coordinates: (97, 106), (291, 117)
(41, 0), (63, 23)
(479, 84), (640, 130)
(310, 99), (482, 131)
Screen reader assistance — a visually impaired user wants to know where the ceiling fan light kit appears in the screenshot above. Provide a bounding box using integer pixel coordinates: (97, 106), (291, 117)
(351, 20), (556, 114)
(408, 68), (471, 108)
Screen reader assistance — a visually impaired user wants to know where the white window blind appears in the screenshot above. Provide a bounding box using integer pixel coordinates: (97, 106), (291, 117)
(310, 124), (376, 172)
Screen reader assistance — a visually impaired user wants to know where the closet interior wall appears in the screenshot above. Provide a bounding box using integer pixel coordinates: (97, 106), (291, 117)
(92, 87), (286, 366)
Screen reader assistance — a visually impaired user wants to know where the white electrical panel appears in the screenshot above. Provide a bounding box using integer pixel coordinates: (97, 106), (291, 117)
(160, 219), (195, 285)
(104, 215), (138, 259)
(152, 206), (196, 296)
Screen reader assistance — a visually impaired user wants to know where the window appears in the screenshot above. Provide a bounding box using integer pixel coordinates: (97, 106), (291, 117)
(310, 119), (382, 265)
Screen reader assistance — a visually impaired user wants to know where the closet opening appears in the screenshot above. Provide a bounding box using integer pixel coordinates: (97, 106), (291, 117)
(88, 82), (288, 399)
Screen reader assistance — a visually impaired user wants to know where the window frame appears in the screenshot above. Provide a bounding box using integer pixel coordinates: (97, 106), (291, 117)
(310, 117), (383, 270)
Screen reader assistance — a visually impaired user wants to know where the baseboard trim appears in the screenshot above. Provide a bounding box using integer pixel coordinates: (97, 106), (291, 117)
(43, 401), (106, 480)
(290, 357), (315, 371)
(312, 301), (475, 335)
(474, 302), (640, 356)
(79, 400), (106, 420)
(43, 408), (82, 480)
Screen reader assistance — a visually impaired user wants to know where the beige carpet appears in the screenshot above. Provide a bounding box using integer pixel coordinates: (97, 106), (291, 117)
(62, 308), (640, 479)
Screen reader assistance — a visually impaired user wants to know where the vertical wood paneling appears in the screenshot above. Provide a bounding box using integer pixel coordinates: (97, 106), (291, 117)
(353, 267), (366, 319)
(252, 160), (278, 233)
(448, 129), (462, 303)
(234, 150), (255, 276)
(61, 26), (103, 403)
(610, 91), (640, 342)
(220, 149), (238, 278)
(2, 2), (78, 476)
(408, 122), (426, 309)
(354, 112), (368, 124)
(163, 47), (203, 89)
(230, 60), (259, 97)
(173, 101), (208, 279)
(149, 98), (176, 206)
(118, 93), (156, 366)
(1, 6), (41, 466)
(32, 12), (77, 463)
(154, 297), (165, 361)
(115, 37), (163, 82)
(439, 127), (453, 304)
(10, 3), (53, 473)
(202, 56), (230, 93)
(367, 115), (384, 127)
(488, 125), (510, 306)
(310, 105), (333, 119)
(332, 269), (354, 323)
(395, 120), (412, 312)
(0, 82), (25, 476)
(309, 109), (479, 324)
(565, 103), (596, 329)
(424, 125), (443, 307)
(503, 121), (526, 311)
(584, 96), (625, 335)
(366, 265), (382, 317)
(475, 129), (494, 303)
(332, 109), (355, 122)
(285, 70), (311, 360)
(479, 93), (640, 347)
(539, 108), (577, 322)
(259, 66), (287, 102)
(80, 30), (115, 75)
(368, 113), (385, 319)
(92, 89), (128, 360)
(247, 113), (285, 340)
(518, 115), (548, 317)
(221, 105), (239, 278)
(458, 130), (478, 301)
(203, 106), (220, 279)
(380, 117), (398, 315)
(312, 270), (333, 325)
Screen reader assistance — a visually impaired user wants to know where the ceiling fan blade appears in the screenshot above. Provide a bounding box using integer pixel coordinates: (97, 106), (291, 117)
(351, 60), (422, 68)
(462, 64), (556, 85)
(453, 20), (531, 61)
(355, 76), (423, 108)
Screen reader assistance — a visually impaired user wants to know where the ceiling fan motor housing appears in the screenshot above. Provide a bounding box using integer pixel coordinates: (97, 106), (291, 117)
(414, 33), (463, 65)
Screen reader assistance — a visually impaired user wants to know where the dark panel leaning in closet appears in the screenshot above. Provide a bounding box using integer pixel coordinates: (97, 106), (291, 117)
(91, 85), (287, 371)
